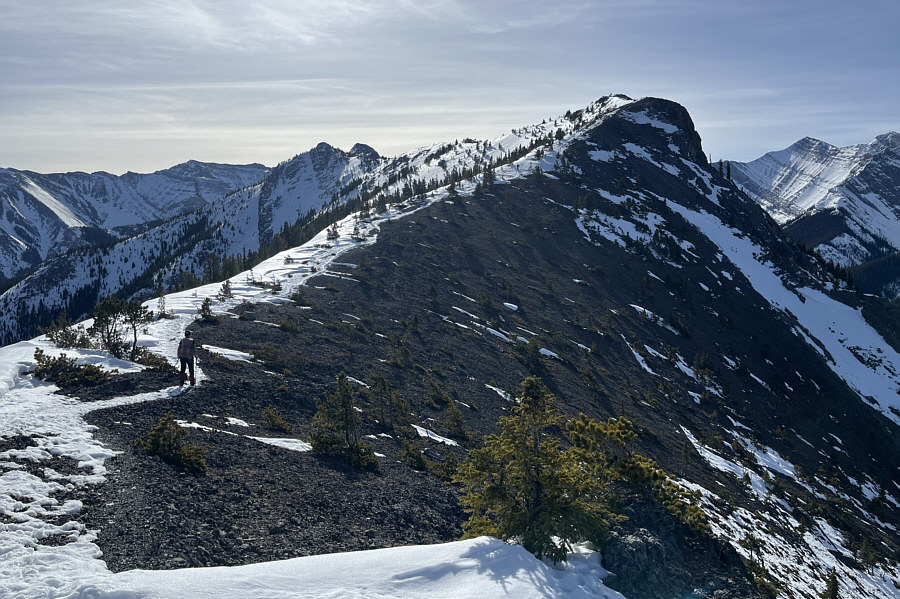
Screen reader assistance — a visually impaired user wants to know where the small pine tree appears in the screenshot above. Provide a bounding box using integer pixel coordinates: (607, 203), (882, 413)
(820, 568), (839, 599)
(442, 400), (474, 445)
(455, 377), (620, 563)
(39, 311), (91, 349)
(429, 452), (459, 482)
(482, 165), (495, 190)
(740, 533), (765, 568)
(262, 405), (293, 433)
(520, 338), (546, 375)
(368, 374), (406, 430)
(89, 296), (128, 358)
(198, 297), (218, 323)
(400, 439), (428, 471)
(860, 538), (877, 574)
(123, 299), (153, 361)
(427, 378), (451, 408)
(456, 377), (708, 564)
(218, 279), (233, 299)
(157, 293), (170, 319)
(32, 348), (107, 386)
(312, 372), (376, 469)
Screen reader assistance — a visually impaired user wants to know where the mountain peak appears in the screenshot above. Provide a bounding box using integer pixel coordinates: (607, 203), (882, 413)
(870, 131), (900, 151)
(732, 129), (900, 294)
(349, 143), (380, 161)
(768, 136), (835, 163)
(610, 97), (707, 165)
(311, 141), (339, 154)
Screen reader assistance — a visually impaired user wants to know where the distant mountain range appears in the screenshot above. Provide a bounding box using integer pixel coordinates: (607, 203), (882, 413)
(729, 132), (900, 295)
(0, 161), (269, 284)
(0, 142), (385, 343)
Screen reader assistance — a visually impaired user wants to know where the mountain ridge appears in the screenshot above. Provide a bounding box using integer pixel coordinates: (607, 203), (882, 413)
(0, 96), (633, 345)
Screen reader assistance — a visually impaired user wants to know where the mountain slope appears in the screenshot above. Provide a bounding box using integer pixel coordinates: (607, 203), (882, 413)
(729, 132), (900, 295)
(0, 144), (374, 345)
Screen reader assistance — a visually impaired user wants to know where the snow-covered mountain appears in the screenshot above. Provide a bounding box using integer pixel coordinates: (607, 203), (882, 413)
(729, 132), (900, 294)
(0, 161), (269, 284)
(1, 96), (899, 599)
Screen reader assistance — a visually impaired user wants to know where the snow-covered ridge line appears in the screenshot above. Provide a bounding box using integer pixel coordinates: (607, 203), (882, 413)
(731, 133), (899, 224)
(730, 131), (900, 291)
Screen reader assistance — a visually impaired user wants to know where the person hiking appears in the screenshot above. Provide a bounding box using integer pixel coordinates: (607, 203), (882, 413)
(177, 330), (196, 386)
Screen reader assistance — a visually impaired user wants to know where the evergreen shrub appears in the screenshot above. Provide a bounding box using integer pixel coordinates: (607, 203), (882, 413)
(135, 412), (207, 473)
(262, 405), (293, 433)
(32, 348), (108, 387)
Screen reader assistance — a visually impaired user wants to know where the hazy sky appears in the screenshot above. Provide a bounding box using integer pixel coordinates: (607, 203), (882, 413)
(1, 0), (897, 174)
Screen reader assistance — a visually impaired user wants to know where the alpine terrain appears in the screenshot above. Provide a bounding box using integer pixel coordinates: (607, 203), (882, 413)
(1, 96), (898, 599)
(0, 143), (381, 345)
(729, 132), (900, 296)
(0, 161), (269, 286)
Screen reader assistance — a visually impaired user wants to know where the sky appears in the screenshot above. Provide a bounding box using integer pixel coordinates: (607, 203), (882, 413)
(0, 0), (897, 175)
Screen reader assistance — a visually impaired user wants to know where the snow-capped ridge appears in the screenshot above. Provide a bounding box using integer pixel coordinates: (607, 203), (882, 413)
(731, 129), (900, 296)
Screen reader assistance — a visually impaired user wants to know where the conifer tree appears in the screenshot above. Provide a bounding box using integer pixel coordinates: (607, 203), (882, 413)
(442, 399), (474, 445)
(482, 163), (495, 190)
(820, 568), (839, 599)
(123, 299), (153, 361)
(89, 296), (127, 358)
(156, 290), (169, 319)
(368, 373), (408, 432)
(197, 297), (218, 322)
(455, 376), (620, 563)
(312, 372), (376, 469)
(860, 538), (877, 574)
(456, 376), (709, 563)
